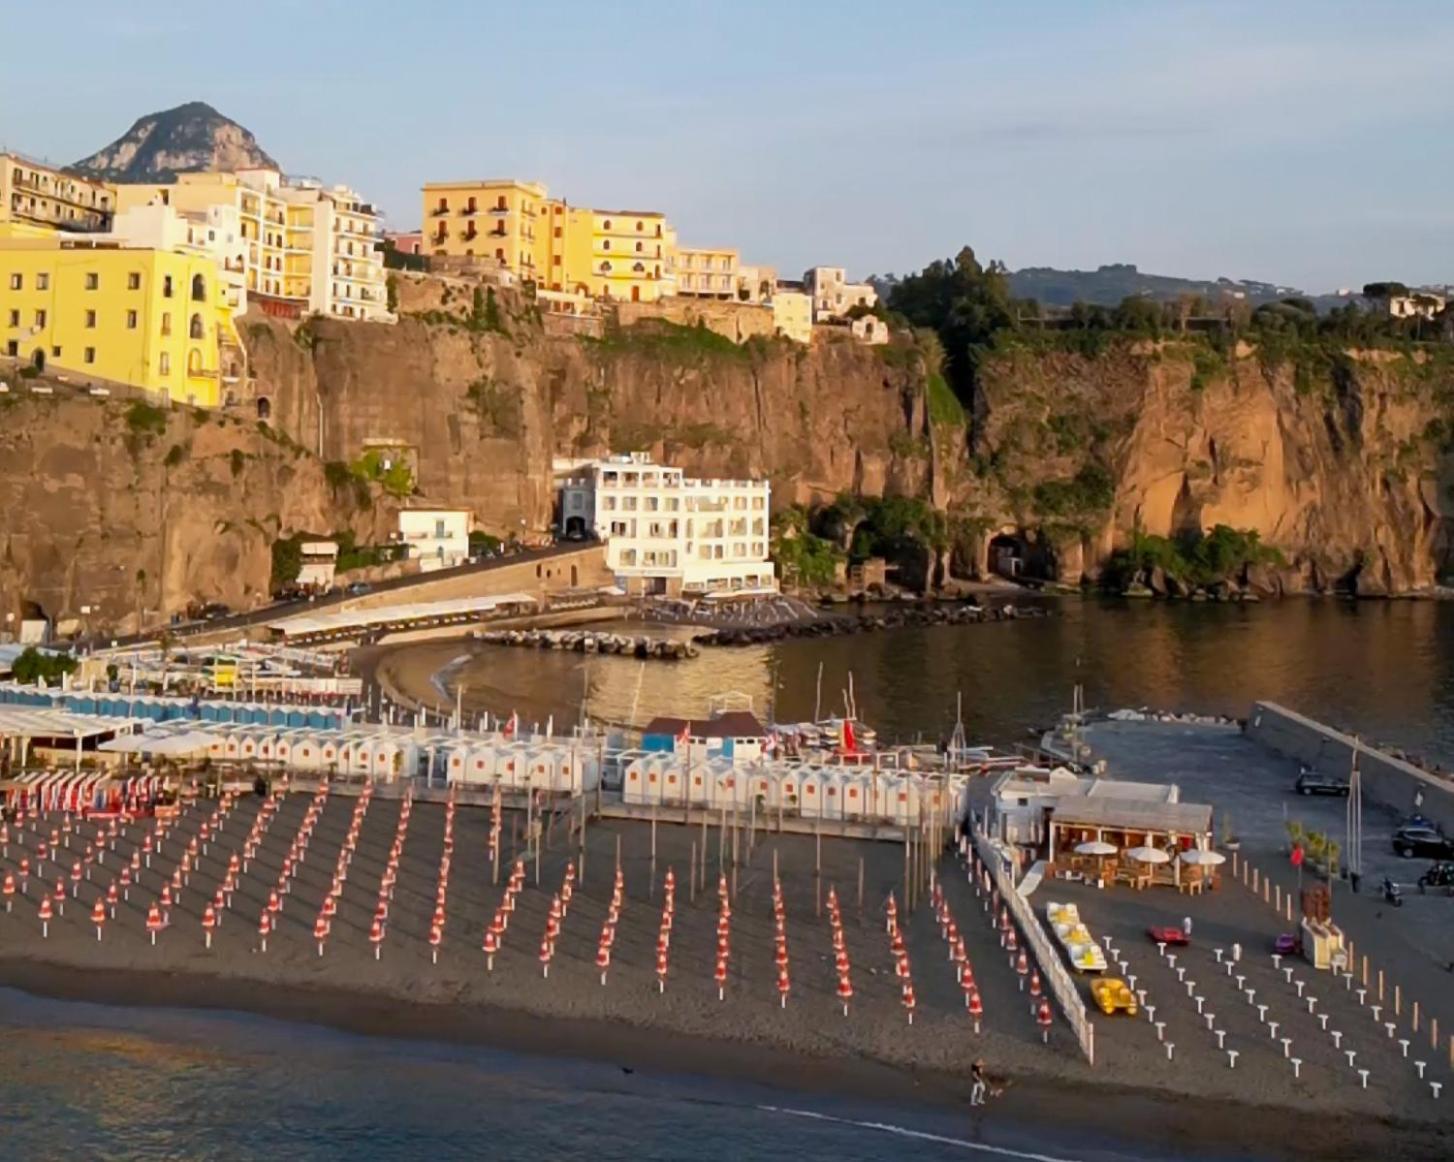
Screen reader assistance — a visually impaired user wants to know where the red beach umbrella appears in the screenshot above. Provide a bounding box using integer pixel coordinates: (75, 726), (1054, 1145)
(1037, 998), (1054, 1043)
(91, 896), (107, 940)
(836, 972), (853, 1017)
(902, 981), (917, 1025)
(714, 955), (728, 1001)
(429, 922), (443, 965)
(146, 902), (164, 945)
(202, 904), (218, 949)
(968, 988), (984, 1034)
(314, 913), (330, 957)
(539, 936), (553, 978)
(38, 894), (53, 938)
(596, 939), (611, 986)
(2, 872), (13, 913)
(258, 910), (272, 953)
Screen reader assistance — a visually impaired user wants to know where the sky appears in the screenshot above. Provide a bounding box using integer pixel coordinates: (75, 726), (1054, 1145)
(1, 0), (1450, 292)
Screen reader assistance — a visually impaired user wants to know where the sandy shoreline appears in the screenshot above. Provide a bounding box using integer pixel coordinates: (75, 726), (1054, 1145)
(1, 789), (1450, 1160)
(0, 954), (1441, 1162)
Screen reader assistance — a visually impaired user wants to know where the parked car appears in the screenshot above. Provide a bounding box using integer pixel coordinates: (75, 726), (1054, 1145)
(1294, 767), (1350, 796)
(1392, 824), (1454, 860)
(1090, 977), (1138, 1016)
(1145, 925), (1189, 947)
(1417, 861), (1454, 893)
(199, 602), (232, 621)
(345, 581), (373, 597)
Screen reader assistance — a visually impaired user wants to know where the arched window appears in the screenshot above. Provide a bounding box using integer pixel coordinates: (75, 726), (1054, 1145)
(256, 397), (272, 421)
(187, 348), (203, 376)
(190, 273), (206, 302)
(189, 313), (204, 339)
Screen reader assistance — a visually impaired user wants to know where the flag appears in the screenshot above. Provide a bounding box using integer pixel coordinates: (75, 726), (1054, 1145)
(504, 712), (518, 739)
(764, 731), (779, 756)
(1290, 844), (1304, 868)
(677, 721), (691, 749)
(842, 719), (857, 755)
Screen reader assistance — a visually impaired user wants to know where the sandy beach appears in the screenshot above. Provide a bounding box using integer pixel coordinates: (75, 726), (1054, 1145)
(1, 790), (1449, 1161)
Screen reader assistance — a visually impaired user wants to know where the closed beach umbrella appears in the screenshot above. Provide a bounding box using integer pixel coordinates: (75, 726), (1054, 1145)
(1126, 846), (1171, 864)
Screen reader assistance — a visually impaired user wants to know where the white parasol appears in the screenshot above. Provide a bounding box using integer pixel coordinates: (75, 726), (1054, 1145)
(1178, 849), (1227, 866)
(1126, 846), (1171, 864)
(1074, 840), (1119, 856)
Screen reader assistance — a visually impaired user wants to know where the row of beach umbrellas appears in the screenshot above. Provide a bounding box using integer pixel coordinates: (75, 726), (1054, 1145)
(1074, 840), (1226, 866)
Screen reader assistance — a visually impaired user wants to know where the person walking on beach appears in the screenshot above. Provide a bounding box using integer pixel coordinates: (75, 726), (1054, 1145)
(970, 1060), (987, 1107)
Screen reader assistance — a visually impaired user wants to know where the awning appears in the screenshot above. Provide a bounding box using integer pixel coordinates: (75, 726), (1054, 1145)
(97, 730), (216, 757)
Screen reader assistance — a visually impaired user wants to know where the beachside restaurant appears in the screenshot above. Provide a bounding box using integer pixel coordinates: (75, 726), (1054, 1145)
(1046, 797), (1218, 893)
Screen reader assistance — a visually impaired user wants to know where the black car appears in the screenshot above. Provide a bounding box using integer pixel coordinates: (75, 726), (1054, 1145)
(1392, 824), (1454, 860)
(345, 581), (373, 597)
(1295, 769), (1350, 797)
(200, 602), (232, 621)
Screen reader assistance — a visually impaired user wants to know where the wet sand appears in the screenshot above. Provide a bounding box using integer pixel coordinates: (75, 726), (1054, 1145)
(1, 793), (1449, 1161)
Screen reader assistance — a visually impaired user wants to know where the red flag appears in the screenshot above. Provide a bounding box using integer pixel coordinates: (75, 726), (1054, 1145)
(842, 720), (857, 755)
(677, 721), (691, 748)
(1290, 844), (1304, 868)
(503, 712), (518, 739)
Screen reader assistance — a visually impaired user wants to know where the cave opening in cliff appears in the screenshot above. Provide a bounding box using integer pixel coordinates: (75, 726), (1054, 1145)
(256, 397), (271, 422)
(989, 531), (1056, 582)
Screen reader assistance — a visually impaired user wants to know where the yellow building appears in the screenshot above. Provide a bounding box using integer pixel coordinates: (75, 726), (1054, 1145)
(587, 209), (671, 302)
(421, 179), (675, 301)
(0, 237), (228, 406)
(1, 153), (113, 235)
(117, 169), (388, 321)
(422, 179), (547, 279)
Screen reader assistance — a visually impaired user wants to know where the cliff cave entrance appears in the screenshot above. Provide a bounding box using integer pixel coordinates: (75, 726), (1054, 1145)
(989, 531), (1057, 582)
(563, 515), (586, 538)
(256, 397), (272, 421)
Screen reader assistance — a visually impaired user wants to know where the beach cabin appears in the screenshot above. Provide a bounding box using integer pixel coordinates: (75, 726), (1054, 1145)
(623, 755), (654, 805)
(820, 769), (845, 821)
(799, 767), (826, 819)
(747, 769), (779, 813)
(290, 733), (326, 773)
(369, 736), (414, 782)
(777, 767), (802, 816)
(497, 745), (529, 789)
(528, 747), (559, 794)
(641, 710), (769, 767)
(839, 770), (870, 820)
(463, 743), (499, 785)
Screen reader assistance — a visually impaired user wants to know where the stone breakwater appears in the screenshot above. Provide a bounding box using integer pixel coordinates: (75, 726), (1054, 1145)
(472, 627), (699, 659)
(701, 601), (1048, 646)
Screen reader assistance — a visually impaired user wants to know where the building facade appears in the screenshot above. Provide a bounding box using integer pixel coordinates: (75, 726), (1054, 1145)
(422, 179), (547, 277)
(771, 291), (813, 343)
(803, 266), (877, 320)
(397, 509), (471, 572)
(0, 237), (228, 405)
(556, 453), (775, 596)
(676, 246), (739, 299)
(1, 153), (113, 235)
(116, 169), (389, 321)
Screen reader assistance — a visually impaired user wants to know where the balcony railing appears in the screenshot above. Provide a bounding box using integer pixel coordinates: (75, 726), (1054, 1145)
(431, 206), (451, 216)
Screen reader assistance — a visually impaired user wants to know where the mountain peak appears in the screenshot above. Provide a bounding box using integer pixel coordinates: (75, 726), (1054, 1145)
(71, 102), (278, 183)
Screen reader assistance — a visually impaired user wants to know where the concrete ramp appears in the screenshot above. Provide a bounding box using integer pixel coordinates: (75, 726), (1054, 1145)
(1017, 859), (1047, 898)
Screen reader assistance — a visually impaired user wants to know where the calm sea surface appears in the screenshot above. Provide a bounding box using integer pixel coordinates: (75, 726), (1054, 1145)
(443, 597), (1454, 767)
(0, 987), (1187, 1162)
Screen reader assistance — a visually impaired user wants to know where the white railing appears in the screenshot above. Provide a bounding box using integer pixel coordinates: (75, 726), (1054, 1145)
(971, 828), (1096, 1064)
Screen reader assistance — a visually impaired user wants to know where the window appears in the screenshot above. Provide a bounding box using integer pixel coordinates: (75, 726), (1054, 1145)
(189, 313), (204, 339)
(6, 310), (16, 327)
(84, 347), (95, 365)
(602, 240), (610, 251)
(602, 219), (611, 230)
(636, 220), (644, 232)
(161, 312), (172, 337)
(162, 275), (173, 298)
(191, 273), (206, 302)
(34, 309), (46, 328)
(159, 352), (170, 375)
(126, 310), (138, 329)
(51, 346), (61, 357)
(7, 274), (19, 291)
(84, 272), (98, 290)
(85, 310), (96, 328)
(36, 273), (49, 291)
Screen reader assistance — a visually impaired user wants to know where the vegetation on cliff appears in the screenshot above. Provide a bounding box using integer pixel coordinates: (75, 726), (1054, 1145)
(1102, 526), (1287, 592)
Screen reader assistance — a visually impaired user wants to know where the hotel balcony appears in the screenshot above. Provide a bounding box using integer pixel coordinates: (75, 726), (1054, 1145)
(431, 205), (451, 216)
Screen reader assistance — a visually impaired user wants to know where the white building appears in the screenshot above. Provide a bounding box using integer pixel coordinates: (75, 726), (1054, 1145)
(398, 509), (470, 572)
(297, 541), (339, 591)
(555, 452), (775, 596)
(803, 266), (877, 321)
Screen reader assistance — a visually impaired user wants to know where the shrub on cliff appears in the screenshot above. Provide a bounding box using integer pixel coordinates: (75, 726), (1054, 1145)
(11, 647), (77, 686)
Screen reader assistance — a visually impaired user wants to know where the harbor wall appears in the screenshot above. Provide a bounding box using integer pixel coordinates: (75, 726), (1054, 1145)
(1245, 701), (1454, 831)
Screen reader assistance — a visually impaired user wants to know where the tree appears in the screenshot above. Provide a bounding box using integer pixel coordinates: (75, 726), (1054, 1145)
(1361, 282), (1409, 301)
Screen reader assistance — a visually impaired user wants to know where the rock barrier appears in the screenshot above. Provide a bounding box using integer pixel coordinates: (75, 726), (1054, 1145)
(701, 601), (1048, 646)
(473, 628), (698, 659)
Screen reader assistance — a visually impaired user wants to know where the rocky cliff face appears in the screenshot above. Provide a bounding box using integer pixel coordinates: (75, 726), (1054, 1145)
(0, 397), (383, 632)
(4, 277), (1454, 632)
(71, 101), (277, 183)
(964, 343), (1454, 593)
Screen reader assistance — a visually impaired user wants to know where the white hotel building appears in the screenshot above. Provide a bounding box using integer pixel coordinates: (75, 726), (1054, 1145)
(556, 453), (776, 596)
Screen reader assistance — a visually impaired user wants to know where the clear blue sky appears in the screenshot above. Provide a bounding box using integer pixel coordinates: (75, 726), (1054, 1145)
(2, 0), (1449, 292)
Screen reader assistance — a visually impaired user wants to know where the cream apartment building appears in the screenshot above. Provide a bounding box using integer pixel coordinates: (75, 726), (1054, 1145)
(116, 169), (389, 321)
(556, 453), (775, 596)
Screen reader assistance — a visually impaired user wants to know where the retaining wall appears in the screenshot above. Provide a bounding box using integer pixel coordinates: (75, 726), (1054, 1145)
(1245, 701), (1454, 831)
